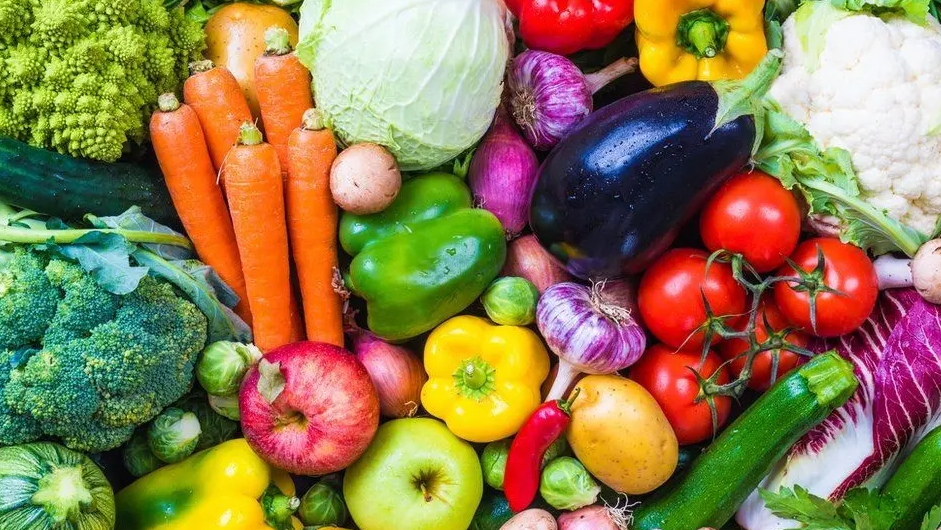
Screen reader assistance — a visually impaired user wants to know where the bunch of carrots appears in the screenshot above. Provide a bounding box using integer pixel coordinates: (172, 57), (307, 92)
(150, 26), (345, 352)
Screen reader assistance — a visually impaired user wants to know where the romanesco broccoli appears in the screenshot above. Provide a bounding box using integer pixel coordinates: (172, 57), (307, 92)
(0, 248), (209, 452)
(0, 0), (205, 162)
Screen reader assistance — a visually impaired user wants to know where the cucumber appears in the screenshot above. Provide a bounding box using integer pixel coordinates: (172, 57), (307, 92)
(0, 136), (180, 227)
(882, 425), (941, 530)
(632, 352), (859, 530)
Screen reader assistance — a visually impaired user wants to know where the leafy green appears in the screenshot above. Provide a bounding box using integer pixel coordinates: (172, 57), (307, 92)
(92, 207), (193, 261)
(830, 0), (929, 22)
(922, 504), (941, 530)
(755, 101), (927, 257)
(760, 486), (898, 530)
(54, 233), (149, 296)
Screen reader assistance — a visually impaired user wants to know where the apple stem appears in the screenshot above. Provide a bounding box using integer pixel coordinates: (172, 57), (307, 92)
(420, 483), (433, 503)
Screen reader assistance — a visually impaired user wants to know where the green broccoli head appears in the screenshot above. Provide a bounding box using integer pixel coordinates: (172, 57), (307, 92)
(0, 250), (208, 453)
(0, 0), (205, 162)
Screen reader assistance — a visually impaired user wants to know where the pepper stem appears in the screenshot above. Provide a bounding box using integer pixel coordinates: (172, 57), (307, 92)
(676, 9), (730, 59)
(557, 387), (582, 415)
(452, 357), (497, 401)
(261, 485), (301, 530)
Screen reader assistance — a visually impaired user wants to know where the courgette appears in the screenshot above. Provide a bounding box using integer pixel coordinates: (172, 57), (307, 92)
(0, 135), (180, 227)
(632, 352), (859, 530)
(882, 425), (941, 530)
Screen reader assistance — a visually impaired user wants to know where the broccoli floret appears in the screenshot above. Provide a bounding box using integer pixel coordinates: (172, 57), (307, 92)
(0, 252), (208, 453)
(0, 0), (204, 162)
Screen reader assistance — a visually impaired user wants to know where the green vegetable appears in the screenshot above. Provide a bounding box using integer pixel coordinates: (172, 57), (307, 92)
(482, 277), (540, 326)
(922, 505), (941, 530)
(882, 425), (941, 530)
(340, 173), (507, 341)
(208, 393), (241, 421)
(0, 0), (205, 162)
(469, 489), (514, 530)
(296, 0), (509, 171)
(148, 407), (202, 464)
(761, 486), (897, 530)
(632, 352), (860, 530)
(196, 341), (262, 396)
(298, 482), (348, 527)
(539, 457), (601, 511)
(173, 392), (239, 451)
(123, 430), (166, 478)
(0, 442), (115, 530)
(755, 100), (927, 257)
(481, 440), (510, 490)
(0, 136), (180, 228)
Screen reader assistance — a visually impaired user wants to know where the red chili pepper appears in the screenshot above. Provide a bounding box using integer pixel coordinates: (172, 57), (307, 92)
(509, 0), (635, 56)
(504, 388), (581, 512)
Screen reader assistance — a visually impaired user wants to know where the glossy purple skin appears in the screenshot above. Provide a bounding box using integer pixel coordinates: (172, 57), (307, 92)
(508, 50), (593, 151)
(536, 282), (646, 374)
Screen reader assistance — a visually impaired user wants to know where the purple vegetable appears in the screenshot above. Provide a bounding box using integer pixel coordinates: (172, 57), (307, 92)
(468, 107), (540, 239)
(537, 281), (646, 401)
(508, 50), (638, 150)
(737, 289), (941, 530)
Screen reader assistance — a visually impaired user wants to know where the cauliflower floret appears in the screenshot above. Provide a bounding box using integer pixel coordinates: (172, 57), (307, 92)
(770, 8), (941, 234)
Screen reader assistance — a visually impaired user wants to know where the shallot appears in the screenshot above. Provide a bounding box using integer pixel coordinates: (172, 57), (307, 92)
(557, 504), (631, 530)
(503, 235), (572, 293)
(348, 321), (427, 418)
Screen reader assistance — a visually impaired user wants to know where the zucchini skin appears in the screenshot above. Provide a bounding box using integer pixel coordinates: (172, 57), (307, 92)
(633, 353), (858, 530)
(883, 425), (941, 530)
(0, 136), (180, 227)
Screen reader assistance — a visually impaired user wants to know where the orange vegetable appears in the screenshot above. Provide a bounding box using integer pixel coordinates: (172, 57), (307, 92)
(224, 122), (297, 352)
(149, 94), (252, 325)
(287, 109), (344, 347)
(183, 61), (254, 174)
(255, 26), (314, 177)
(205, 3), (299, 119)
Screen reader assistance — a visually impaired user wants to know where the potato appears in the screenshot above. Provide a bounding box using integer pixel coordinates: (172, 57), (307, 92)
(330, 143), (402, 214)
(566, 374), (678, 494)
(499, 509), (557, 530)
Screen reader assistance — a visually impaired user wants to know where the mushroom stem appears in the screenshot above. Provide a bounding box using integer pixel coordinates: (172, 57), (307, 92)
(873, 254), (913, 291)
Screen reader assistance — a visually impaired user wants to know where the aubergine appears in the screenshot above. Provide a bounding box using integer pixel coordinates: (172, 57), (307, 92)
(530, 51), (783, 279)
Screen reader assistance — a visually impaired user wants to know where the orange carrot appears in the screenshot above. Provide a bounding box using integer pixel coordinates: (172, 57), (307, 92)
(255, 26), (314, 177)
(286, 109), (344, 347)
(224, 122), (297, 352)
(150, 93), (252, 325)
(183, 61), (254, 175)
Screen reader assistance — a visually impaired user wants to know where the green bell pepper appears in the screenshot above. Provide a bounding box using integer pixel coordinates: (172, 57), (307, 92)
(340, 173), (506, 341)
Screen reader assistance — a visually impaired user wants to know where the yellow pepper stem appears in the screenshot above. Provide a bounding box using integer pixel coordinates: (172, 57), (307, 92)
(676, 9), (730, 59)
(452, 356), (497, 401)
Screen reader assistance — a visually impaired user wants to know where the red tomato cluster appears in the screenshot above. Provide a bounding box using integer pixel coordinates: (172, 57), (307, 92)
(631, 171), (879, 445)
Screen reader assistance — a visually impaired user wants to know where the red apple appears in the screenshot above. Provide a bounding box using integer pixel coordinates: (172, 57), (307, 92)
(239, 341), (380, 475)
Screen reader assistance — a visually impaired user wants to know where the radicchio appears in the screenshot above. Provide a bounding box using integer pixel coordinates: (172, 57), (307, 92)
(738, 289), (941, 530)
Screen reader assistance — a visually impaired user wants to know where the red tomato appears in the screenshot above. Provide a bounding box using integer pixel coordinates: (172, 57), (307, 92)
(638, 248), (748, 350)
(773, 238), (878, 337)
(718, 298), (808, 391)
(630, 344), (732, 445)
(700, 170), (802, 272)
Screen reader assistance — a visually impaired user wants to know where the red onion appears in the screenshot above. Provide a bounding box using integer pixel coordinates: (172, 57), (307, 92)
(503, 235), (572, 293)
(468, 107), (540, 239)
(537, 282), (646, 401)
(348, 323), (427, 418)
(508, 50), (638, 150)
(557, 504), (630, 530)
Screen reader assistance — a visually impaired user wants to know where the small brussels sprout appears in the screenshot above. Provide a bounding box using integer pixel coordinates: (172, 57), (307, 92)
(481, 277), (539, 326)
(298, 482), (348, 527)
(208, 393), (241, 421)
(175, 392), (239, 450)
(196, 341), (262, 396)
(480, 439), (510, 490)
(542, 436), (569, 466)
(123, 430), (165, 477)
(148, 407), (202, 464)
(539, 457), (600, 511)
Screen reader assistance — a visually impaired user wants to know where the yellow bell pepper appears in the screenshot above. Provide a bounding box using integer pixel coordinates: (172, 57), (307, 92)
(115, 439), (303, 530)
(421, 315), (550, 443)
(635, 0), (767, 86)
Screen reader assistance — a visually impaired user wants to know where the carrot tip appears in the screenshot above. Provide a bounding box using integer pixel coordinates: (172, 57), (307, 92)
(301, 109), (326, 131)
(264, 26), (293, 56)
(238, 122), (264, 146)
(189, 60), (215, 76)
(157, 93), (181, 113)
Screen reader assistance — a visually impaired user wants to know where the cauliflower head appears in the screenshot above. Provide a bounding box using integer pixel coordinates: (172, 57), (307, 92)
(769, 2), (941, 235)
(0, 248), (208, 452)
(0, 0), (204, 162)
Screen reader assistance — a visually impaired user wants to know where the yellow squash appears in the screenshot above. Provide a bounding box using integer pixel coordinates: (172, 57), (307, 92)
(421, 315), (550, 443)
(635, 0), (767, 86)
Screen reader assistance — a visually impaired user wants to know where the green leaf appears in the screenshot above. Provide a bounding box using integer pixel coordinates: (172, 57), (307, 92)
(840, 488), (898, 530)
(830, 0), (929, 22)
(57, 232), (149, 295)
(760, 486), (853, 530)
(922, 504), (941, 530)
(93, 207), (194, 261)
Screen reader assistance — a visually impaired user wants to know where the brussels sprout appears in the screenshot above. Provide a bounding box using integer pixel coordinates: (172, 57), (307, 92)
(539, 457), (600, 511)
(208, 393), (241, 421)
(147, 408), (202, 464)
(542, 437), (569, 466)
(481, 439), (510, 490)
(175, 391), (240, 450)
(298, 482), (348, 527)
(481, 277), (539, 326)
(196, 341), (262, 396)
(122, 430), (165, 477)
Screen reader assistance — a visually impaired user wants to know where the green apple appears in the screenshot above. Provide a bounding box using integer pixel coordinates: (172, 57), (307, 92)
(343, 417), (483, 530)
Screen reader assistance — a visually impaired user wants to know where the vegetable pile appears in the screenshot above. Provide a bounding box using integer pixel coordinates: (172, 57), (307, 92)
(4, 0), (941, 530)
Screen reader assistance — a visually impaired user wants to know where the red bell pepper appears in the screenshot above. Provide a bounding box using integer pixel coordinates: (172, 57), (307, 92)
(504, 389), (581, 512)
(507, 0), (635, 56)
